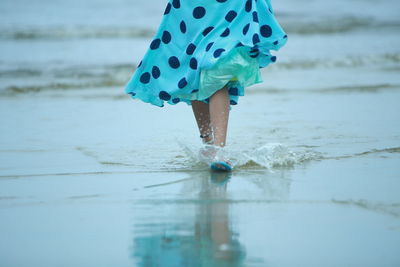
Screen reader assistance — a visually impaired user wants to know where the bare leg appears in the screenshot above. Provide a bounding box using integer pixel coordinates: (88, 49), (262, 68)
(192, 85), (232, 168)
(191, 100), (213, 144)
(209, 85), (230, 147)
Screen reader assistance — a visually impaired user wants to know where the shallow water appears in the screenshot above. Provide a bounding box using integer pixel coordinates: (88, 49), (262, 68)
(1, 0), (400, 266)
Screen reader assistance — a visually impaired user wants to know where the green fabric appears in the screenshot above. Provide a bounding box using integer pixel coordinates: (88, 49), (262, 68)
(198, 46), (263, 100)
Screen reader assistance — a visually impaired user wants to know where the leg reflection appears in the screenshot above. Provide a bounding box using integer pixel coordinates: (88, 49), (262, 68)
(195, 171), (245, 263)
(131, 171), (246, 266)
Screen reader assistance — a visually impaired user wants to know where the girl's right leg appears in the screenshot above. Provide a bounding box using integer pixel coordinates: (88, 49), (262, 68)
(191, 100), (213, 144)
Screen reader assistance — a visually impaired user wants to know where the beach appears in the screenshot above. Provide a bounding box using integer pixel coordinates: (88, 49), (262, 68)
(1, 0), (400, 266)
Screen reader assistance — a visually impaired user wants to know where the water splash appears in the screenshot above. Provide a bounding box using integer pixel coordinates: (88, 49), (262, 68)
(178, 141), (319, 170)
(242, 143), (298, 169)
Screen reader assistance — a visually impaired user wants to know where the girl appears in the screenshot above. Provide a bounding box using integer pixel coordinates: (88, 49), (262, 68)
(124, 0), (287, 171)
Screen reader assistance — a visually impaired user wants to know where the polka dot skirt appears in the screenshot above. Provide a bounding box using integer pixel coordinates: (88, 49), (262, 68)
(125, 0), (288, 107)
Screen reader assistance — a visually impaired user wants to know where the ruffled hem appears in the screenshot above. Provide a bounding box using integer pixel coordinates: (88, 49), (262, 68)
(125, 36), (287, 108)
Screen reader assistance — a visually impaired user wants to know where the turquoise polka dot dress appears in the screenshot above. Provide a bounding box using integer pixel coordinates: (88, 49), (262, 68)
(124, 0), (288, 107)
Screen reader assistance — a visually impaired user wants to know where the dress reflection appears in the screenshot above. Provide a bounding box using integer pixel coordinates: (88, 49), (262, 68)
(131, 171), (246, 266)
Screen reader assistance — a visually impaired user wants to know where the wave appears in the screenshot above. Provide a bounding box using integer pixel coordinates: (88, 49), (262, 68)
(0, 26), (155, 40)
(3, 53), (398, 81)
(272, 53), (400, 70)
(3, 82), (399, 97)
(2, 81), (122, 95)
(1, 51), (399, 96)
(313, 84), (400, 94)
(244, 84), (400, 96)
(0, 16), (399, 41)
(0, 63), (134, 79)
(0, 69), (43, 78)
(282, 16), (400, 35)
(0, 63), (135, 95)
(323, 147), (400, 161)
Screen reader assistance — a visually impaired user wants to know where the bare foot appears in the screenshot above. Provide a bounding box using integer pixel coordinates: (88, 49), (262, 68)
(199, 144), (217, 162)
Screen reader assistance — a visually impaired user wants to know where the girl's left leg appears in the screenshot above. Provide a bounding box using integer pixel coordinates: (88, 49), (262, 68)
(209, 85), (230, 147)
(191, 85), (230, 147)
(209, 85), (232, 169)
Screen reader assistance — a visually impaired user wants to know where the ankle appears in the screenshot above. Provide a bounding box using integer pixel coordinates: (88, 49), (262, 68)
(200, 133), (213, 144)
(213, 140), (226, 147)
(203, 138), (213, 144)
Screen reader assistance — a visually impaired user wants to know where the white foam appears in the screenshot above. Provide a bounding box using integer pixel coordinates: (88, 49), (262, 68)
(177, 140), (319, 170)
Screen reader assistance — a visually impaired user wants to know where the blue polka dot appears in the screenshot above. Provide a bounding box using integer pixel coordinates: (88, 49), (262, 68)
(191, 89), (199, 93)
(271, 56), (277, 62)
(162, 31), (171, 44)
(172, 98), (180, 103)
(225, 10), (237, 22)
(168, 56), (180, 68)
(250, 47), (259, 53)
(213, 48), (225, 58)
(230, 100), (238, 105)
(206, 42), (214, 51)
(140, 72), (150, 84)
(180, 20), (186, 33)
(245, 0), (252, 12)
(193, 6), (206, 19)
(260, 25), (272, 38)
(159, 91), (171, 101)
(252, 11), (259, 22)
(150, 39), (161, 50)
(250, 46), (259, 58)
(178, 77), (188, 88)
(186, 43), (196, 55)
(242, 23), (250, 35)
(220, 28), (230, 37)
(253, 33), (260, 44)
(172, 0), (180, 9)
(152, 66), (160, 79)
(202, 26), (214, 36)
(164, 3), (171, 15)
(189, 57), (198, 69)
(128, 92), (136, 96)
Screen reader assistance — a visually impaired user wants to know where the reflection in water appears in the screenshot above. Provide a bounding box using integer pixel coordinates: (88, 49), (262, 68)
(131, 171), (246, 266)
(195, 172), (246, 265)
